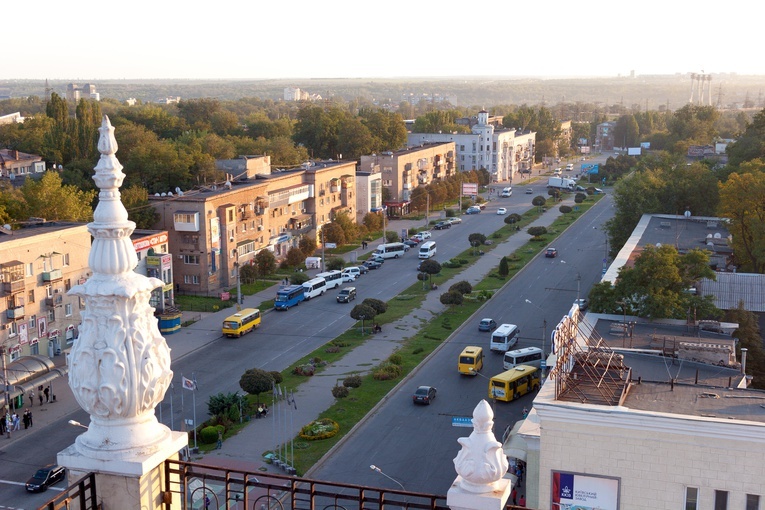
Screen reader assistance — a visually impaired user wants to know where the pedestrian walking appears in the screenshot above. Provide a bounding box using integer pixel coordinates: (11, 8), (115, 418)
(511, 487), (517, 505)
(28, 391), (35, 406)
(518, 494), (526, 507)
(27, 408), (32, 427)
(12, 412), (20, 431)
(23, 409), (30, 429)
(44, 386), (50, 403)
(38, 392), (43, 405)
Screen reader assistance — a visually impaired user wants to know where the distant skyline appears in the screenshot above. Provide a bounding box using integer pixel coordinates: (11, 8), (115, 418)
(9, 0), (765, 81)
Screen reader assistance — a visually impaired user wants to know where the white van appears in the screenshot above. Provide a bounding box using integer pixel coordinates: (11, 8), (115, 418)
(503, 347), (543, 370)
(341, 267), (361, 281)
(316, 270), (343, 290)
(490, 323), (520, 353)
(302, 277), (327, 300)
(500, 187), (512, 197)
(418, 241), (437, 259)
(374, 242), (408, 259)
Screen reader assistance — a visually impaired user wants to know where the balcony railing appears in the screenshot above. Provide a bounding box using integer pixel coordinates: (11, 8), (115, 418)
(45, 295), (64, 307)
(43, 269), (63, 282)
(6, 306), (24, 319)
(2, 279), (24, 295)
(37, 473), (98, 510)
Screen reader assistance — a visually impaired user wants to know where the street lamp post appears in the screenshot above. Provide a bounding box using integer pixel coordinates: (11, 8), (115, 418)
(524, 299), (548, 374)
(231, 240), (242, 311)
(560, 260), (581, 301)
(370, 464), (405, 491)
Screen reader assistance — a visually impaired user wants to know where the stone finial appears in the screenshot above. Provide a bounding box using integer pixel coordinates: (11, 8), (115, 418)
(452, 400), (509, 493)
(67, 115), (173, 460)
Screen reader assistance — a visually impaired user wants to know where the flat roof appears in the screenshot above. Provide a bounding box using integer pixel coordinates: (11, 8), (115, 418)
(624, 380), (765, 423)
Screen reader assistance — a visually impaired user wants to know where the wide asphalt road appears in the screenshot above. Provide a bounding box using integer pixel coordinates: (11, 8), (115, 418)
(308, 196), (615, 495)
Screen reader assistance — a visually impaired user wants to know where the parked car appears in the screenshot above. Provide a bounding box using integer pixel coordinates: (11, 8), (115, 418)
(410, 233), (423, 242)
(26, 464), (66, 493)
(574, 298), (589, 311)
(594, 188), (605, 194)
(526, 188), (534, 194)
(412, 385), (437, 405)
(336, 287), (357, 303)
(478, 318), (498, 331)
(434, 221), (451, 230)
(403, 239), (419, 248)
(448, 217), (462, 225)
(341, 272), (357, 283)
(545, 247), (558, 258)
(370, 254), (385, 263)
(420, 231), (432, 240)
(465, 206), (481, 214)
(575, 185), (586, 192)
(497, 207), (507, 215)
(478, 203), (486, 210)
(341, 266), (361, 280)
(363, 259), (382, 270)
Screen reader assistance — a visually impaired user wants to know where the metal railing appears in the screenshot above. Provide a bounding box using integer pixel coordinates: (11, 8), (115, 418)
(37, 472), (99, 510)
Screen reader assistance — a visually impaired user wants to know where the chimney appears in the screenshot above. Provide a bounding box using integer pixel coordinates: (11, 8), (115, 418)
(741, 348), (748, 374)
(12, 150), (19, 160)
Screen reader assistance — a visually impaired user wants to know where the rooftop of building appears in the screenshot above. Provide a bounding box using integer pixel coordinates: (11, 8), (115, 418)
(0, 220), (87, 241)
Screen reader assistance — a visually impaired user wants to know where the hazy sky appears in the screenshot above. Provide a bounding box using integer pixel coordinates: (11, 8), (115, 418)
(9, 0), (763, 80)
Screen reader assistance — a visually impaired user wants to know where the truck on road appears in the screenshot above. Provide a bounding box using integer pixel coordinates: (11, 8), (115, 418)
(547, 176), (575, 191)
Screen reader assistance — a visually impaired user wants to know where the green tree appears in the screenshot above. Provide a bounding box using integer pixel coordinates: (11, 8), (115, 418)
(322, 222), (347, 246)
(121, 185), (158, 229)
(418, 259), (442, 287)
(285, 247), (304, 267)
(531, 195), (547, 207)
(498, 256), (509, 277)
(362, 212), (383, 232)
(718, 167), (765, 272)
(726, 302), (765, 389)
(449, 281), (472, 295)
(253, 249), (277, 280)
(20, 171), (96, 222)
(361, 298), (388, 316)
(331, 211), (358, 244)
(440, 290), (464, 307)
(299, 236), (317, 257)
(239, 368), (275, 403)
(468, 233), (487, 246)
(326, 256), (345, 271)
(350, 303), (377, 334)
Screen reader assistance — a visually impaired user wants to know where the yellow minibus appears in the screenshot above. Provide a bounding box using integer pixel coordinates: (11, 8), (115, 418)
(222, 308), (261, 338)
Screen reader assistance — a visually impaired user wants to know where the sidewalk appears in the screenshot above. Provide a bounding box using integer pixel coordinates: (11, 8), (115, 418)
(198, 196), (577, 475)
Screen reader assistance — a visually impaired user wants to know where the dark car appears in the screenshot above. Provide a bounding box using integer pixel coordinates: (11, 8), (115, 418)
(363, 259), (382, 270)
(357, 264), (369, 274)
(412, 385), (437, 405)
(403, 239), (419, 248)
(336, 287), (357, 303)
(26, 464), (66, 493)
(433, 221), (451, 230)
(545, 247), (558, 258)
(478, 318), (497, 332)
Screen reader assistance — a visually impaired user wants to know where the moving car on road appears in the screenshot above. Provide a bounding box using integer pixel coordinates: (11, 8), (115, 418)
(412, 385), (437, 405)
(545, 247), (558, 258)
(574, 298), (589, 311)
(448, 217), (462, 225)
(363, 259), (382, 270)
(478, 318), (497, 331)
(497, 207), (507, 215)
(466, 206), (481, 214)
(526, 188), (533, 194)
(26, 464), (66, 493)
(433, 221), (451, 230)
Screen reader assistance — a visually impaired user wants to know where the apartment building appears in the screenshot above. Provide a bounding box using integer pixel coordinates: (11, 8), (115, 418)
(0, 221), (91, 361)
(131, 230), (174, 312)
(407, 111), (535, 183)
(150, 159), (356, 296)
(357, 142), (456, 216)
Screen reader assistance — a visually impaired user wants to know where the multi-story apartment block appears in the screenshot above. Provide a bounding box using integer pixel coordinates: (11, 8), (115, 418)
(354, 171), (383, 223)
(407, 111), (535, 183)
(596, 121), (616, 151)
(150, 158), (356, 296)
(358, 143), (456, 216)
(65, 83), (99, 102)
(0, 221), (91, 361)
(0, 149), (46, 185)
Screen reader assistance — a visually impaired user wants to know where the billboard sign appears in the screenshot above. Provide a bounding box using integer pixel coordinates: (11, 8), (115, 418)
(552, 471), (620, 510)
(627, 147), (641, 156)
(462, 183), (478, 195)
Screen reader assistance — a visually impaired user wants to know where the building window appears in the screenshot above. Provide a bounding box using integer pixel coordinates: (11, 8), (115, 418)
(26, 262), (33, 277)
(65, 303), (72, 317)
(714, 491), (728, 510)
(183, 275), (200, 285)
(747, 495), (761, 510)
(63, 253), (70, 266)
(46, 285), (53, 298)
(28, 290), (35, 304)
(65, 279), (71, 291)
(183, 255), (200, 265)
(48, 309), (55, 322)
(29, 316), (36, 329)
(684, 487), (699, 510)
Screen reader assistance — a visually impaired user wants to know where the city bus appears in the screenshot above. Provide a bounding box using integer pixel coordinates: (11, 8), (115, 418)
(274, 284), (305, 310)
(222, 308), (261, 338)
(316, 270), (343, 290)
(488, 365), (540, 402)
(302, 276), (327, 300)
(374, 242), (408, 259)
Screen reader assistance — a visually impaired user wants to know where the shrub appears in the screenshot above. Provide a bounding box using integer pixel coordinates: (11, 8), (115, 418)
(388, 353), (403, 366)
(373, 362), (402, 380)
(343, 375), (362, 388)
(332, 386), (350, 398)
(326, 256), (345, 271)
(200, 425), (221, 444)
(559, 205), (572, 213)
(290, 272), (310, 285)
(325, 345), (340, 353)
(449, 281), (473, 295)
(528, 226), (548, 237)
(412, 347), (424, 354)
(445, 209), (456, 217)
(575, 193), (587, 203)
(505, 213), (522, 225)
(498, 256), (509, 277)
(440, 290), (464, 306)
(459, 259), (469, 265)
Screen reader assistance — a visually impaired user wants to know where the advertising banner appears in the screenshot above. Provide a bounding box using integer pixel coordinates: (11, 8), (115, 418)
(462, 183), (478, 195)
(552, 471), (620, 510)
(210, 217), (221, 251)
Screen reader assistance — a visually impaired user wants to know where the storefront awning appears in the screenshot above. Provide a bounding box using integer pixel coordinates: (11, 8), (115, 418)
(502, 420), (528, 462)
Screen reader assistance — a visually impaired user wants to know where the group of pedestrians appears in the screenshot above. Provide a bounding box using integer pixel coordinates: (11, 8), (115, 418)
(0, 408), (33, 435)
(29, 385), (51, 406)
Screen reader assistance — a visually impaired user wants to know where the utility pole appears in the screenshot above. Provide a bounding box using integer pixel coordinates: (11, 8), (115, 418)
(1, 346), (10, 438)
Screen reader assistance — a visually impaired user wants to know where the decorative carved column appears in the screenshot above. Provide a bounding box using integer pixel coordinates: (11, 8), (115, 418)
(59, 116), (187, 508)
(448, 400), (512, 510)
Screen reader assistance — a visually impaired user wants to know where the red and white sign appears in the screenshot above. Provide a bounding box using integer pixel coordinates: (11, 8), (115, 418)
(462, 183), (478, 195)
(132, 232), (169, 251)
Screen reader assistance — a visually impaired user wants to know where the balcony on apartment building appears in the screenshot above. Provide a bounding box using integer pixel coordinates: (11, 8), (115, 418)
(2, 278), (25, 295)
(43, 268), (63, 283)
(5, 304), (25, 320)
(45, 294), (63, 308)
(1, 261), (25, 295)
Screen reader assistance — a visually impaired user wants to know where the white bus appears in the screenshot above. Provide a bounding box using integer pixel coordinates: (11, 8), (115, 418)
(418, 241), (437, 259)
(503, 347), (543, 370)
(374, 242), (408, 259)
(316, 270), (343, 290)
(490, 323), (520, 353)
(302, 277), (327, 300)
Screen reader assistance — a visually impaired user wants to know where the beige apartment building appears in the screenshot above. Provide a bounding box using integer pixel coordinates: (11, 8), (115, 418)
(150, 158), (356, 296)
(0, 222), (91, 361)
(357, 143), (456, 216)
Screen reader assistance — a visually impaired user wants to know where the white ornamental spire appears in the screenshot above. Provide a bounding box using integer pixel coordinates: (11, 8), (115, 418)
(452, 400), (509, 493)
(67, 115), (173, 460)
